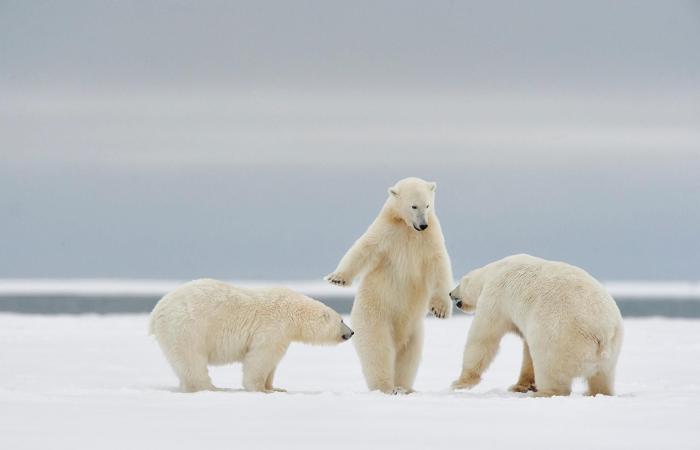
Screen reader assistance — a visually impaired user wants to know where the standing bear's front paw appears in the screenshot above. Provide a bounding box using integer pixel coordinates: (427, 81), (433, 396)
(429, 297), (451, 319)
(324, 271), (351, 287)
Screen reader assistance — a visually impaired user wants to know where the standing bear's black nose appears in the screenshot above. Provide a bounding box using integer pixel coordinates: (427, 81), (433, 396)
(455, 301), (463, 309)
(419, 224), (428, 230)
(342, 331), (354, 340)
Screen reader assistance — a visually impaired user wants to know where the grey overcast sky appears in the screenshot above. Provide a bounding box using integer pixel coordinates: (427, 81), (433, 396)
(1, 0), (699, 90)
(0, 1), (698, 280)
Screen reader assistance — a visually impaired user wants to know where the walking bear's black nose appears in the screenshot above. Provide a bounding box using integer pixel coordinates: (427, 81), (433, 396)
(456, 301), (463, 308)
(342, 331), (354, 340)
(419, 224), (428, 230)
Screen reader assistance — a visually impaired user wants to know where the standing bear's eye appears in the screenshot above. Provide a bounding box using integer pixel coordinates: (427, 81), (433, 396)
(411, 205), (417, 209)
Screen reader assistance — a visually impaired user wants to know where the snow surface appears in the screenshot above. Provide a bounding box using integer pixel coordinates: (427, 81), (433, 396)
(1, 314), (699, 450)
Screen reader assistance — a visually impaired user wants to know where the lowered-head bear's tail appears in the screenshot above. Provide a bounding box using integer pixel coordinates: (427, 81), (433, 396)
(596, 321), (624, 362)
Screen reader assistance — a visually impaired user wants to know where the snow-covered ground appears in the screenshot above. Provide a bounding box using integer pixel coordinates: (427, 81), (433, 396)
(1, 314), (698, 450)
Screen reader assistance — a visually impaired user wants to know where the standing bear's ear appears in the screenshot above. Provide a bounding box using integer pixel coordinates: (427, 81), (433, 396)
(428, 182), (437, 192)
(388, 187), (399, 198)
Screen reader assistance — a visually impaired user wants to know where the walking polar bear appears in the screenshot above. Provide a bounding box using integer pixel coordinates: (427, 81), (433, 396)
(449, 254), (623, 397)
(149, 279), (353, 392)
(326, 177), (453, 394)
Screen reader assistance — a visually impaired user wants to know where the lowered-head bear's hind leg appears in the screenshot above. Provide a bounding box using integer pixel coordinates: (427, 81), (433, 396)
(509, 340), (537, 393)
(532, 373), (573, 397)
(586, 324), (622, 396)
(585, 367), (615, 396)
(530, 352), (573, 398)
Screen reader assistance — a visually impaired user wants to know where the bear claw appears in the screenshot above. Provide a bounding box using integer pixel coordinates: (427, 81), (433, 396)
(325, 272), (349, 287)
(429, 303), (449, 319)
(431, 307), (447, 318)
(390, 387), (412, 395)
(509, 383), (537, 393)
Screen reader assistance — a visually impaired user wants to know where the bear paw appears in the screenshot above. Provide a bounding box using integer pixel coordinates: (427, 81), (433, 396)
(509, 383), (537, 393)
(429, 297), (451, 319)
(451, 375), (480, 391)
(324, 271), (350, 287)
(390, 387), (413, 395)
(261, 387), (287, 394)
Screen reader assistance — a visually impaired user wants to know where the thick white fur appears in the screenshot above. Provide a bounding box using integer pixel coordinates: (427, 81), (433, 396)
(325, 177), (453, 394)
(450, 254), (623, 397)
(149, 279), (352, 392)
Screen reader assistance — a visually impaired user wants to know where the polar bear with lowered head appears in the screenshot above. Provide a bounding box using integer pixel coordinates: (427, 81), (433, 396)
(326, 177), (453, 394)
(149, 279), (353, 392)
(450, 254), (623, 397)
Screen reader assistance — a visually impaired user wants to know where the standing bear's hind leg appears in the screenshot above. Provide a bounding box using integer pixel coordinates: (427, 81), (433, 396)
(354, 326), (396, 393)
(394, 327), (423, 393)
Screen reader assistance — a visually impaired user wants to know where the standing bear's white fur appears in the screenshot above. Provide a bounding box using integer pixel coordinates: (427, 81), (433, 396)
(149, 279), (353, 392)
(449, 254), (623, 397)
(325, 177), (453, 394)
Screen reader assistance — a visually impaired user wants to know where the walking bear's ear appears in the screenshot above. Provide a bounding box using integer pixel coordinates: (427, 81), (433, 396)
(388, 187), (399, 198)
(428, 182), (437, 192)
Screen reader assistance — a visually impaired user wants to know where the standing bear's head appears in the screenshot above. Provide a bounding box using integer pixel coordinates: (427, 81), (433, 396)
(386, 177), (437, 232)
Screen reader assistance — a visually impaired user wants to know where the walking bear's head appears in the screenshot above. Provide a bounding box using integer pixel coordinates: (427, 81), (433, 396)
(295, 295), (354, 344)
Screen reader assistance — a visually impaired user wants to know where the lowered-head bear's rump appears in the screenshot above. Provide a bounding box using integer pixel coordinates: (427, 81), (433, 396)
(149, 279), (352, 393)
(450, 254), (623, 397)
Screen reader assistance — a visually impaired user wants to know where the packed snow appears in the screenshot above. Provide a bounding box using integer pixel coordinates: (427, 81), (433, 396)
(1, 314), (698, 450)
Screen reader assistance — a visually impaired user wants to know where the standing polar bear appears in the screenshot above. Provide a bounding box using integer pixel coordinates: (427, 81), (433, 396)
(449, 254), (623, 397)
(149, 279), (353, 392)
(326, 177), (453, 394)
